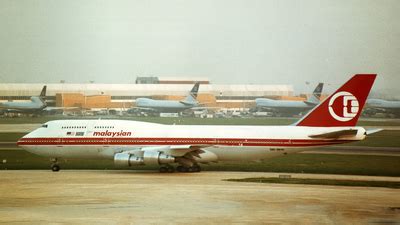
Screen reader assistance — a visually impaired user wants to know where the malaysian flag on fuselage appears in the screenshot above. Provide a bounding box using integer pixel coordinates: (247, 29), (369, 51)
(75, 132), (84, 136)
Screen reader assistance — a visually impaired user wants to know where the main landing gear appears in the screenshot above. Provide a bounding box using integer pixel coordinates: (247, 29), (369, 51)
(50, 158), (60, 172)
(176, 164), (201, 173)
(159, 165), (175, 173)
(159, 164), (201, 173)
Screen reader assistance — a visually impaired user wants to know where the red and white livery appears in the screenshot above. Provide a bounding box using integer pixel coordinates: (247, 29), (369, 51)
(18, 74), (378, 172)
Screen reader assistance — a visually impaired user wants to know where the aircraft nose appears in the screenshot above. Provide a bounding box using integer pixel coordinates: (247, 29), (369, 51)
(16, 129), (36, 147)
(17, 137), (26, 146)
(136, 98), (147, 106)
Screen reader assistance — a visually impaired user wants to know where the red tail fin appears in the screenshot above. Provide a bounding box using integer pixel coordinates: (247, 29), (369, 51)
(296, 74), (376, 127)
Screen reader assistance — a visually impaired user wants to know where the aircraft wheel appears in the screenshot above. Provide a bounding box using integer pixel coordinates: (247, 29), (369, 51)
(167, 166), (175, 173)
(192, 165), (201, 173)
(177, 165), (190, 173)
(159, 167), (168, 173)
(176, 165), (184, 172)
(51, 164), (60, 172)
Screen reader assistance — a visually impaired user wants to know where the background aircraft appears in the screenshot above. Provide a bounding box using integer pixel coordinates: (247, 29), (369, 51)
(364, 99), (400, 118)
(133, 82), (202, 113)
(0, 85), (77, 116)
(0, 86), (48, 115)
(255, 82), (324, 116)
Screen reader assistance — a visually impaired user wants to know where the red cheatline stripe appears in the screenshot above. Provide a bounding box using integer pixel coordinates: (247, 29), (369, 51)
(17, 137), (351, 147)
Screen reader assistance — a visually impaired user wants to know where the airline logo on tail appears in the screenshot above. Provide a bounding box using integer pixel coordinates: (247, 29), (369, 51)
(181, 82), (200, 105)
(328, 91), (359, 122)
(190, 82), (200, 98)
(296, 74), (376, 127)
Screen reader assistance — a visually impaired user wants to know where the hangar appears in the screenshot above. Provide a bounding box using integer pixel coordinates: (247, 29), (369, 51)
(0, 78), (293, 109)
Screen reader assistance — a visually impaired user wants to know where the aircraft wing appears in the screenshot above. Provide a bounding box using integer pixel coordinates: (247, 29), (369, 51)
(129, 107), (158, 112)
(43, 107), (79, 111)
(1, 108), (44, 113)
(309, 129), (359, 139)
(121, 145), (211, 157)
(119, 144), (217, 166)
(257, 106), (276, 111)
(190, 106), (221, 110)
(161, 145), (212, 157)
(1, 109), (23, 113)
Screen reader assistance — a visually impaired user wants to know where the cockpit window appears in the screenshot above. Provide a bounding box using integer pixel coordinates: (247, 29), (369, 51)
(42, 124), (48, 128)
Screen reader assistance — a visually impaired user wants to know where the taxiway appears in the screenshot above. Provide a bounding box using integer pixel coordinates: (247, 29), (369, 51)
(0, 171), (399, 224)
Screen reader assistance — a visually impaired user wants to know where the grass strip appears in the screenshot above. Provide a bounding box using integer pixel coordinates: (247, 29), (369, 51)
(0, 133), (27, 142)
(225, 177), (400, 189)
(2, 151), (399, 177)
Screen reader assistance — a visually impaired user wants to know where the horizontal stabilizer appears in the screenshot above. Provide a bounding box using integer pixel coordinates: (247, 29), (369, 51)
(366, 128), (383, 135)
(303, 100), (319, 106)
(179, 100), (198, 105)
(309, 129), (358, 139)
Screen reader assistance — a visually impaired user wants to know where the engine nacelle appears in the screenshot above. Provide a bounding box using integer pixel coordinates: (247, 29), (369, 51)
(193, 150), (218, 163)
(114, 153), (144, 167)
(142, 151), (175, 165)
(114, 152), (175, 167)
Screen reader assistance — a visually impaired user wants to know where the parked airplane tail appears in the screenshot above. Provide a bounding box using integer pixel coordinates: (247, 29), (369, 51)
(181, 82), (200, 105)
(40, 85), (47, 97)
(190, 82), (200, 98)
(295, 74), (376, 127)
(305, 82), (324, 105)
(313, 82), (323, 98)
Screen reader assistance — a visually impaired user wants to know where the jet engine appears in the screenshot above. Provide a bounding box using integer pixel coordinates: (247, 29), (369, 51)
(114, 151), (175, 167)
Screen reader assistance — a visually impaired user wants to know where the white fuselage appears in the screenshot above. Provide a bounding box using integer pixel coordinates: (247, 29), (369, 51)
(18, 120), (366, 162)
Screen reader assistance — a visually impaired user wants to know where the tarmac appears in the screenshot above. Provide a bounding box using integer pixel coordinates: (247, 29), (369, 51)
(0, 124), (41, 133)
(304, 146), (400, 156)
(0, 171), (399, 224)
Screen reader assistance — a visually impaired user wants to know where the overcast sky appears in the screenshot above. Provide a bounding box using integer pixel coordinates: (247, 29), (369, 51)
(0, 0), (399, 96)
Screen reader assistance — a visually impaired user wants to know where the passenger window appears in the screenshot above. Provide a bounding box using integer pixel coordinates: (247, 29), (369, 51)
(42, 124), (48, 128)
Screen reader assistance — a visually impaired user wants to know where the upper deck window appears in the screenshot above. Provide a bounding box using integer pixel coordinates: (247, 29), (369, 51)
(94, 126), (114, 129)
(61, 126), (87, 129)
(42, 124), (48, 128)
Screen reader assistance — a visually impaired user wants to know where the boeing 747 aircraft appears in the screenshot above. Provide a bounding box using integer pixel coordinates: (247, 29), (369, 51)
(18, 74), (379, 173)
(0, 86), (48, 115)
(364, 98), (400, 118)
(255, 83), (324, 116)
(134, 82), (201, 113)
(0, 86), (77, 116)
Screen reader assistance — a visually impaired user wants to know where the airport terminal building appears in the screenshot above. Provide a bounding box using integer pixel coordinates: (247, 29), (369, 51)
(0, 77), (294, 109)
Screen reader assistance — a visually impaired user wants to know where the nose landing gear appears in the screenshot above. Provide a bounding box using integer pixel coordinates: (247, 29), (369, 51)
(51, 164), (60, 172)
(50, 158), (60, 172)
